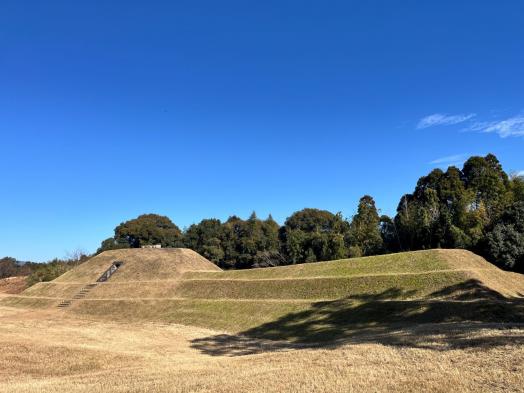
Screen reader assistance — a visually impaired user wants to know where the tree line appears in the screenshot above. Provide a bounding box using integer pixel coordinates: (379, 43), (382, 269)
(0, 253), (90, 285)
(96, 199), (383, 269)
(2, 153), (523, 286)
(97, 154), (524, 272)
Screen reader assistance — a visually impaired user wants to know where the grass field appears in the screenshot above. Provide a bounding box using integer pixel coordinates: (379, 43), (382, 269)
(1, 306), (523, 393)
(3, 248), (524, 337)
(1, 248), (524, 392)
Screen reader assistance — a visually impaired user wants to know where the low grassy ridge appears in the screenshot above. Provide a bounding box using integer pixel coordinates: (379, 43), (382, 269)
(184, 250), (451, 279)
(2, 249), (524, 342)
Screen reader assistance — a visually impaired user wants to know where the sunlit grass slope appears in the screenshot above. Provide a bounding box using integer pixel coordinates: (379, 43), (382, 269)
(55, 248), (221, 283)
(2, 249), (524, 340)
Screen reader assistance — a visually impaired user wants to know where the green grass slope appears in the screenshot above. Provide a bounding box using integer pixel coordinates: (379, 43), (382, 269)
(2, 249), (524, 342)
(184, 250), (451, 280)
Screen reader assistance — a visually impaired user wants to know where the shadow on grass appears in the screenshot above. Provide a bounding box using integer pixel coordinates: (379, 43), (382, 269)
(190, 279), (524, 356)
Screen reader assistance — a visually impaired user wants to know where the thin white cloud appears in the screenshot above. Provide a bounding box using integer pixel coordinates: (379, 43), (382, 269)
(469, 115), (524, 138)
(417, 113), (476, 129)
(517, 170), (524, 177)
(429, 154), (469, 165)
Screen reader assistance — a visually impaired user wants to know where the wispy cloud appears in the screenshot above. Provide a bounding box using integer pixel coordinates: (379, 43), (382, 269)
(429, 153), (469, 168)
(469, 115), (524, 138)
(517, 170), (524, 177)
(417, 113), (476, 129)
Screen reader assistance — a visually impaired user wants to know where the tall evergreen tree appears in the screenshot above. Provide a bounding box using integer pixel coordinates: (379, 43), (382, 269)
(462, 154), (510, 220)
(349, 195), (383, 255)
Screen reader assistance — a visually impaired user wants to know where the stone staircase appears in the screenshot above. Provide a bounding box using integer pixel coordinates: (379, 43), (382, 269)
(57, 283), (98, 308)
(97, 261), (123, 282)
(57, 261), (123, 309)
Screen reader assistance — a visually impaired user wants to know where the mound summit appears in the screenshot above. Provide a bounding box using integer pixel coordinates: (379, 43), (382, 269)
(55, 248), (221, 283)
(2, 248), (524, 342)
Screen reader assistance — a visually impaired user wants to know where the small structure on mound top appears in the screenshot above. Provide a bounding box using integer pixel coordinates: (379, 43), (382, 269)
(141, 244), (162, 249)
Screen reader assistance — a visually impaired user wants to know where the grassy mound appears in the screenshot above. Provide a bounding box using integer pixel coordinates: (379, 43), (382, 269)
(2, 249), (524, 341)
(5, 248), (221, 304)
(54, 248), (221, 283)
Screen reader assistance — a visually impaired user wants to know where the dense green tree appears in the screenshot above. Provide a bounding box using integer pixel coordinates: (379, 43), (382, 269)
(394, 155), (513, 252)
(97, 237), (129, 254)
(415, 188), (441, 248)
(391, 153), (524, 271)
(379, 215), (401, 252)
(348, 196), (383, 255)
(394, 194), (418, 250)
(182, 213), (283, 269)
(484, 202), (524, 271)
(438, 167), (470, 226)
(184, 219), (224, 263)
(462, 154), (510, 220)
(435, 167), (475, 248)
(253, 215), (284, 267)
(485, 224), (524, 271)
(510, 174), (524, 203)
(280, 208), (349, 263)
(261, 214), (280, 252)
(113, 214), (183, 248)
(218, 213), (281, 268)
(395, 190), (441, 250)
(219, 215), (242, 268)
(397, 167), (480, 250)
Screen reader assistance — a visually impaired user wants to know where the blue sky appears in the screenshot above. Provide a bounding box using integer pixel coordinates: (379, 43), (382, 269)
(1, 1), (523, 261)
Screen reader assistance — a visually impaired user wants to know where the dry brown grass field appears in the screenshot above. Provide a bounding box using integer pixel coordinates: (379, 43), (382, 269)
(1, 307), (523, 393)
(1, 248), (524, 392)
